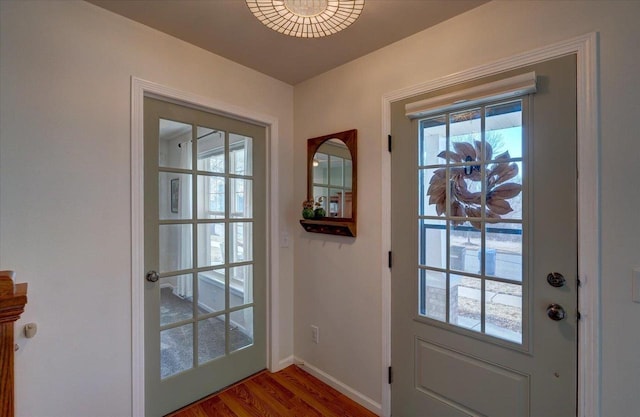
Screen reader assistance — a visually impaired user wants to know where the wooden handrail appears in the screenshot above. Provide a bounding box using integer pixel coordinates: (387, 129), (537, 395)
(0, 271), (28, 417)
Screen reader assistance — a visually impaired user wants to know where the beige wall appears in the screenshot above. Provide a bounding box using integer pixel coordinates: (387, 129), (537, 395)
(0, 1), (294, 416)
(3, 0), (640, 416)
(294, 1), (640, 416)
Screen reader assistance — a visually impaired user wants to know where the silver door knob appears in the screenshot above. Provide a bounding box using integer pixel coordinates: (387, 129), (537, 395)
(145, 270), (159, 283)
(546, 303), (566, 321)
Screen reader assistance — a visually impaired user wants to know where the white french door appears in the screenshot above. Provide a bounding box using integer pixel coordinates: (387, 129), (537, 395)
(391, 55), (578, 416)
(143, 97), (266, 416)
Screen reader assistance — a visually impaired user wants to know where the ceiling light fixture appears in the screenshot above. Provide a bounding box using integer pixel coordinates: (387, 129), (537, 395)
(245, 0), (365, 38)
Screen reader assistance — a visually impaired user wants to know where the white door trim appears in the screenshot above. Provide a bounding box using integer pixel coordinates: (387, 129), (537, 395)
(381, 32), (600, 417)
(130, 77), (281, 417)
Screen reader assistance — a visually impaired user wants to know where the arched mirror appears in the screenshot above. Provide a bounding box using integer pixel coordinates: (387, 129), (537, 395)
(300, 129), (357, 237)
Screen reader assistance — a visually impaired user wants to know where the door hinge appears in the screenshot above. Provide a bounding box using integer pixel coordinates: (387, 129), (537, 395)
(388, 251), (393, 269)
(388, 135), (392, 152)
(577, 311), (582, 321)
(388, 366), (393, 384)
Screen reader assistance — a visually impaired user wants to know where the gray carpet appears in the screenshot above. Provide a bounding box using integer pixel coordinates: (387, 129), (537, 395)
(160, 287), (252, 379)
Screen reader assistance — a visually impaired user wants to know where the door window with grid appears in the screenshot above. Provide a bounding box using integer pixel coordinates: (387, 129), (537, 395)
(417, 99), (527, 344)
(157, 121), (257, 379)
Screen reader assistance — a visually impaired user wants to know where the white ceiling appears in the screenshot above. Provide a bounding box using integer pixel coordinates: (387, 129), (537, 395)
(87, 0), (487, 85)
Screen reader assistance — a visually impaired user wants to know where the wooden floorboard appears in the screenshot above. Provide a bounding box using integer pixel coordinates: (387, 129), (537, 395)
(167, 365), (379, 417)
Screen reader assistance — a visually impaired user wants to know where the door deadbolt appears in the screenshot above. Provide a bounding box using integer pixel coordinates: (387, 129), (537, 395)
(546, 303), (566, 321)
(547, 272), (566, 288)
(145, 270), (159, 283)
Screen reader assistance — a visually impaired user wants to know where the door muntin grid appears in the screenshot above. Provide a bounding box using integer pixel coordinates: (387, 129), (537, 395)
(158, 119), (255, 379)
(417, 99), (527, 345)
(312, 150), (353, 218)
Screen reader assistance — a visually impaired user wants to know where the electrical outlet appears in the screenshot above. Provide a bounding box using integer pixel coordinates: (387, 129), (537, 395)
(311, 325), (319, 344)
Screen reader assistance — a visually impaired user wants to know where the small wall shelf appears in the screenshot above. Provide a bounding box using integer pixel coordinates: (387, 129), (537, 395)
(304, 129), (357, 238)
(299, 218), (356, 237)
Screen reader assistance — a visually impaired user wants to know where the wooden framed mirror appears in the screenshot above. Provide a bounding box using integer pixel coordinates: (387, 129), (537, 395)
(300, 129), (357, 237)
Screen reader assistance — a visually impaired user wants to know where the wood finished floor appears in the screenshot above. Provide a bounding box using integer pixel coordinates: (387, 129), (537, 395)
(167, 365), (379, 417)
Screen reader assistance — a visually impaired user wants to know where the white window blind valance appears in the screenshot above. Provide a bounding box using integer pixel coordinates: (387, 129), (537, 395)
(405, 72), (537, 119)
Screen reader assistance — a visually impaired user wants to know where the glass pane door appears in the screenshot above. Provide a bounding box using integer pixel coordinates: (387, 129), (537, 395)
(144, 97), (266, 416)
(391, 56), (578, 417)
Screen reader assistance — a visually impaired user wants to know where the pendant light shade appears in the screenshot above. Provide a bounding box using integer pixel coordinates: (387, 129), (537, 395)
(246, 0), (365, 38)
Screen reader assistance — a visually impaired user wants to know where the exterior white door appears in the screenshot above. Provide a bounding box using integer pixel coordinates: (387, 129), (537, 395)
(143, 97), (266, 416)
(391, 55), (578, 416)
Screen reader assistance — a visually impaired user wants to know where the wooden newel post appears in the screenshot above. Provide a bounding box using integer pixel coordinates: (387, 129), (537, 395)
(0, 271), (28, 417)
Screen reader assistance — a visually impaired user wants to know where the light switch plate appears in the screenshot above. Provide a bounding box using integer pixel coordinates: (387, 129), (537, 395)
(633, 268), (640, 303)
(280, 232), (290, 248)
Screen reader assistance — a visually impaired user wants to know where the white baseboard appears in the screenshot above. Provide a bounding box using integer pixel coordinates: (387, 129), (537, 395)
(275, 355), (294, 371)
(293, 356), (382, 416)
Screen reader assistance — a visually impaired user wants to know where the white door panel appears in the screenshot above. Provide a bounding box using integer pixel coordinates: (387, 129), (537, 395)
(391, 55), (577, 417)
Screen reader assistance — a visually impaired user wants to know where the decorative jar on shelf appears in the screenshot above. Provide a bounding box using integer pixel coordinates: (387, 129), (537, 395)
(302, 199), (315, 219)
(313, 196), (325, 218)
(302, 197), (326, 219)
(302, 208), (315, 219)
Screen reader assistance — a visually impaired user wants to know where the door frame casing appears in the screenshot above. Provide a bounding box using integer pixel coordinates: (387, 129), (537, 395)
(130, 77), (281, 416)
(381, 33), (600, 417)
